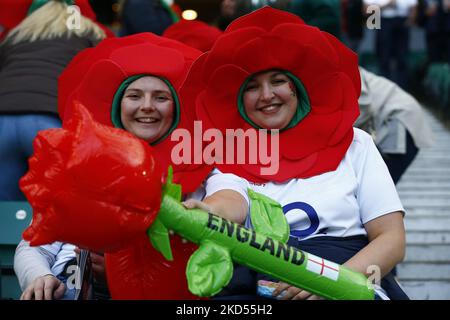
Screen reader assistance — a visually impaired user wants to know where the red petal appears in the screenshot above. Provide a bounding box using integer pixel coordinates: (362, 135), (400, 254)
(225, 6), (305, 33)
(106, 235), (199, 299)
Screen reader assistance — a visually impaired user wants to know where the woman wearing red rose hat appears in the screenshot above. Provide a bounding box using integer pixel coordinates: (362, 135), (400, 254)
(15, 33), (249, 300)
(182, 7), (408, 300)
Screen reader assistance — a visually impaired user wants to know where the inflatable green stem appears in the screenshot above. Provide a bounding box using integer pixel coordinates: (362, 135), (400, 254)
(148, 168), (375, 300)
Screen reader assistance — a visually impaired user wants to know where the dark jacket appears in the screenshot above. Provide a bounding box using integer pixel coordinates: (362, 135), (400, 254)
(119, 0), (175, 36)
(424, 0), (450, 34)
(0, 36), (98, 115)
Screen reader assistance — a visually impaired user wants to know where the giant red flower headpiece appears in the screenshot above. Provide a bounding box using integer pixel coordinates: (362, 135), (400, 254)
(59, 33), (212, 193)
(163, 19), (223, 52)
(181, 7), (360, 183)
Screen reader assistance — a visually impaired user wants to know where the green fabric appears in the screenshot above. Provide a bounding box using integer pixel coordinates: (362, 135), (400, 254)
(147, 217), (173, 261)
(162, 166), (182, 202)
(248, 188), (289, 243)
(27, 0), (74, 16)
(147, 166), (180, 261)
(237, 70), (311, 131)
(186, 241), (233, 296)
(111, 74), (180, 145)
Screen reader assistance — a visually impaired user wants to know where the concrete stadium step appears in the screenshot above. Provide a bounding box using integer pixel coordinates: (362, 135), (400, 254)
(404, 244), (450, 262)
(404, 217), (450, 231)
(406, 231), (450, 244)
(399, 281), (450, 300)
(398, 176), (450, 183)
(403, 166), (450, 172)
(394, 108), (450, 300)
(398, 191), (450, 198)
(412, 160), (450, 165)
(397, 183), (450, 190)
(400, 171), (450, 178)
(397, 263), (450, 280)
(415, 150), (450, 155)
(403, 208), (450, 217)
(400, 198), (450, 208)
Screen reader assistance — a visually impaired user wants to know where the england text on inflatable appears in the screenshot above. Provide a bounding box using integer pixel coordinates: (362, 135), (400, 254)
(20, 103), (374, 300)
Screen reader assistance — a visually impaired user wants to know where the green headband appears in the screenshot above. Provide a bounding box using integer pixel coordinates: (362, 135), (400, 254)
(237, 70), (311, 131)
(27, 0), (74, 16)
(111, 75), (181, 146)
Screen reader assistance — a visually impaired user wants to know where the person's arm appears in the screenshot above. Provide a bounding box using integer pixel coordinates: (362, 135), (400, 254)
(344, 211), (406, 277)
(271, 211), (405, 300)
(14, 240), (66, 300)
(183, 169), (249, 224)
(183, 189), (248, 224)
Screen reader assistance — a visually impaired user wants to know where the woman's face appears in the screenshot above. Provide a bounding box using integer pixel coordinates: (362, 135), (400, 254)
(121, 76), (174, 144)
(243, 71), (298, 130)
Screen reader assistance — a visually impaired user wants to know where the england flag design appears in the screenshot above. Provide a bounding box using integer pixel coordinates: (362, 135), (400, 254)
(306, 254), (340, 281)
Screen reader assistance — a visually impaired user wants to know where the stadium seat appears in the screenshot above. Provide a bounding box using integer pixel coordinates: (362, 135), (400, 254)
(0, 201), (32, 299)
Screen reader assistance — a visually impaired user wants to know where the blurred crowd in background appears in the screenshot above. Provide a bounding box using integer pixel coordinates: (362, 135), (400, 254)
(50, 0), (450, 108)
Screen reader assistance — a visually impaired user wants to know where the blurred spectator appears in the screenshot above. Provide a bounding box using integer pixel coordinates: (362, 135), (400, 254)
(215, 0), (292, 31)
(355, 67), (435, 184)
(288, 0), (342, 38)
(0, 0), (112, 40)
(423, 0), (450, 64)
(163, 19), (222, 52)
(363, 0), (418, 89)
(215, 0), (238, 30)
(89, 0), (118, 25)
(119, 0), (178, 36)
(0, 0), (107, 200)
(342, 0), (365, 52)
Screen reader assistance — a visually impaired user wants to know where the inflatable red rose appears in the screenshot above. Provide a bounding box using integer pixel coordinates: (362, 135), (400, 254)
(20, 102), (162, 253)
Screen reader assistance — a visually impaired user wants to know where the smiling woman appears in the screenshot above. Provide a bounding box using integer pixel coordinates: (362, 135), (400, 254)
(242, 71), (298, 130)
(120, 76), (175, 144)
(182, 6), (408, 300)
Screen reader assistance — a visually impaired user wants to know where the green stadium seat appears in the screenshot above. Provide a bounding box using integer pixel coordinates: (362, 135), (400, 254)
(358, 51), (380, 74)
(441, 65), (450, 107)
(0, 201), (32, 300)
(424, 63), (450, 103)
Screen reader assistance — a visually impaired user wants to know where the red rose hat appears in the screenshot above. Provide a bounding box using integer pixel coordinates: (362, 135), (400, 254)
(163, 19), (223, 52)
(59, 33), (212, 193)
(181, 6), (361, 183)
